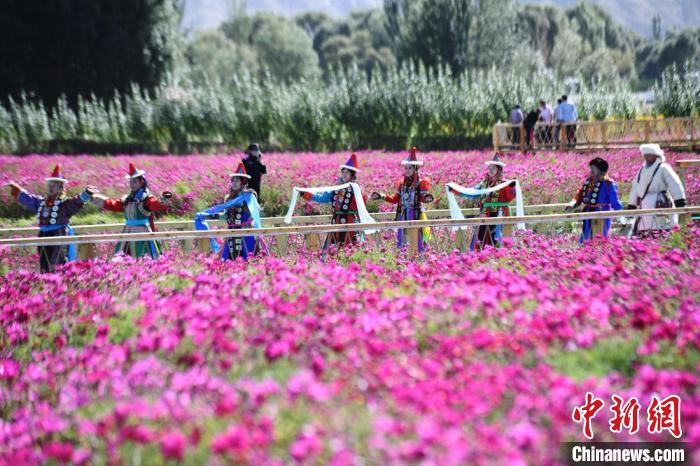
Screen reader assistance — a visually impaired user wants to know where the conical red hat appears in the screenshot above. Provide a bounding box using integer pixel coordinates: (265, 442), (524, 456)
(45, 164), (68, 183)
(125, 163), (146, 179)
(401, 147), (423, 166)
(230, 162), (251, 179)
(340, 152), (359, 172)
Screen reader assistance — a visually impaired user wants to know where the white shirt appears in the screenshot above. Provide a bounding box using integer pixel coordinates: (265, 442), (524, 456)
(540, 105), (553, 124)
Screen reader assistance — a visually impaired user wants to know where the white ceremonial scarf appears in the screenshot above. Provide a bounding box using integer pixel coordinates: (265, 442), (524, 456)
(445, 180), (525, 230)
(284, 182), (377, 233)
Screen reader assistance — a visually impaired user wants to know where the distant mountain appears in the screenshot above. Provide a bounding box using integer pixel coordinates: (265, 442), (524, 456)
(182, 0), (700, 38)
(522, 0), (700, 38)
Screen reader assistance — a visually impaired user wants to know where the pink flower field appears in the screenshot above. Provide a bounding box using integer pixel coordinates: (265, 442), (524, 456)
(0, 150), (698, 464)
(0, 149), (698, 220)
(0, 230), (699, 464)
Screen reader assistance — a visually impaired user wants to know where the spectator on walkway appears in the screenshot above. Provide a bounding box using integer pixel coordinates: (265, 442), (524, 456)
(538, 99), (554, 145)
(558, 95), (578, 146)
(523, 108), (541, 151)
(553, 98), (563, 144)
(508, 105), (524, 145)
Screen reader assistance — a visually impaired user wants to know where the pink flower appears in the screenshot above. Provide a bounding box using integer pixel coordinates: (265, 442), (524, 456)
(42, 441), (73, 463)
(123, 424), (154, 444)
(290, 426), (321, 461)
(160, 430), (186, 461)
(265, 340), (290, 361)
(0, 359), (20, 380)
(211, 425), (249, 455)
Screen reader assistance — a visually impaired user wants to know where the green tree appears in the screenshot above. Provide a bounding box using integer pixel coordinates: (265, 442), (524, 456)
(221, 13), (320, 83)
(185, 30), (258, 86)
(0, 0), (183, 108)
(636, 29), (700, 83)
(297, 9), (396, 78)
(384, 0), (520, 75)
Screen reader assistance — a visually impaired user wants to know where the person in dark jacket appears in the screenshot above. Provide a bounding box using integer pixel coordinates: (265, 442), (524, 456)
(241, 143), (267, 199)
(522, 108), (541, 151)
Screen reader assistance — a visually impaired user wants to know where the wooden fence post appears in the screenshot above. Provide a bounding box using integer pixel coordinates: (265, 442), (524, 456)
(519, 126), (525, 153)
(305, 233), (321, 252)
(559, 124), (566, 150)
(77, 243), (97, 260)
(602, 121), (608, 150)
(644, 120), (651, 142)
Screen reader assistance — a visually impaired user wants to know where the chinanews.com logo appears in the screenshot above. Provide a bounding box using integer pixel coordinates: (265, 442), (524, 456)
(563, 392), (693, 465)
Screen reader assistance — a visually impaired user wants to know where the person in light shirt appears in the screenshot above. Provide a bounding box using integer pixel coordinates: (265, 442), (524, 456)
(538, 99), (554, 145)
(508, 104), (524, 145)
(627, 143), (686, 235)
(558, 95), (578, 146)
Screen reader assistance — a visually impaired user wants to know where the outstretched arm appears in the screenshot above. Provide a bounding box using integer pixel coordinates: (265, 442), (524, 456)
(144, 194), (171, 213)
(63, 188), (96, 217)
(566, 186), (584, 211)
(302, 191), (333, 203)
(419, 179), (433, 203)
(91, 194), (124, 212)
(6, 182), (43, 212)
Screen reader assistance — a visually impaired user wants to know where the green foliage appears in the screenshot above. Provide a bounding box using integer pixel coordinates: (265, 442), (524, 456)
(637, 29), (700, 85)
(297, 9), (396, 78)
(185, 30), (258, 87)
(652, 62), (700, 117)
(546, 335), (641, 380)
(519, 3), (641, 83)
(0, 0), (183, 108)
(218, 13), (321, 84)
(2, 60), (696, 153)
(546, 333), (700, 381)
(384, 0), (522, 76)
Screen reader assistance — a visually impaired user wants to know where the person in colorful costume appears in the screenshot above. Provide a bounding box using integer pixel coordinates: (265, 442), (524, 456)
(627, 143), (686, 235)
(5, 165), (95, 272)
(371, 147), (434, 251)
(91, 163), (172, 258)
(565, 157), (623, 242)
(194, 163), (263, 261)
(300, 153), (367, 249)
(450, 154), (517, 250)
(285, 154), (375, 256)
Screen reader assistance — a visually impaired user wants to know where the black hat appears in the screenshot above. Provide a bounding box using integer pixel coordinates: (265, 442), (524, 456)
(246, 143), (262, 153)
(589, 157), (608, 173)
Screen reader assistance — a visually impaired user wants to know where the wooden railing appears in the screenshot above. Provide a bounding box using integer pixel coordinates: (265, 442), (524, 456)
(0, 207), (697, 258)
(0, 204), (568, 238)
(493, 117), (699, 152)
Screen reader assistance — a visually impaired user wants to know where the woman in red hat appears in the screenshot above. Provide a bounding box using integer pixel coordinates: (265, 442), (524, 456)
(5, 165), (96, 272)
(91, 163), (172, 258)
(300, 153), (367, 249)
(371, 147), (434, 252)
